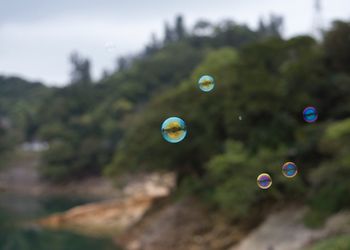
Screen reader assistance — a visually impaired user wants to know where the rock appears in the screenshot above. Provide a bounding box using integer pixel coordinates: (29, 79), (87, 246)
(39, 196), (155, 236)
(38, 170), (350, 250)
(116, 198), (243, 250)
(38, 172), (176, 237)
(122, 172), (175, 198)
(230, 207), (350, 250)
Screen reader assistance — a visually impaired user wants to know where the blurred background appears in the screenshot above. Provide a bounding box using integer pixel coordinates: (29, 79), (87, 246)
(1, 0), (350, 249)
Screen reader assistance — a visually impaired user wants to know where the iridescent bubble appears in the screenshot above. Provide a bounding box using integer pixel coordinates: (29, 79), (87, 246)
(282, 162), (298, 178)
(161, 117), (187, 143)
(104, 42), (117, 52)
(303, 106), (318, 123)
(257, 173), (272, 189)
(198, 75), (215, 92)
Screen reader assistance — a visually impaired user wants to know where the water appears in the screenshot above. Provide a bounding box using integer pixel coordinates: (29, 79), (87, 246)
(0, 193), (119, 250)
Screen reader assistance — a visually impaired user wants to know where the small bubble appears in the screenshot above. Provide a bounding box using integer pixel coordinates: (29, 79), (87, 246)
(303, 106), (318, 123)
(238, 115), (242, 121)
(161, 117), (187, 143)
(105, 42), (117, 52)
(282, 162), (298, 178)
(257, 173), (272, 189)
(198, 75), (215, 92)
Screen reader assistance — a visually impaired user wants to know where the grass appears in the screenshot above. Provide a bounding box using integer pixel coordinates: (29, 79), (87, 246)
(306, 235), (350, 250)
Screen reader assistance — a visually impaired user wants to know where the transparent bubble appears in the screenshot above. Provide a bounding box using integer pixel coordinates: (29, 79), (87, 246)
(161, 117), (187, 143)
(105, 42), (117, 52)
(282, 162), (298, 178)
(198, 75), (215, 92)
(257, 173), (272, 189)
(303, 106), (318, 123)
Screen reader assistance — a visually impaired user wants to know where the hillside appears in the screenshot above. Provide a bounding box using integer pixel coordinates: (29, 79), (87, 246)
(1, 16), (350, 250)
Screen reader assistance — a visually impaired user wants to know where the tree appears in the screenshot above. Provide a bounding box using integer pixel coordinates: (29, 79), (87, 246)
(193, 20), (212, 36)
(164, 15), (187, 44)
(268, 14), (284, 37)
(164, 22), (174, 44)
(116, 57), (128, 72)
(145, 33), (160, 55)
(323, 21), (350, 72)
(257, 15), (284, 38)
(175, 15), (186, 40)
(69, 52), (92, 84)
(105, 48), (239, 180)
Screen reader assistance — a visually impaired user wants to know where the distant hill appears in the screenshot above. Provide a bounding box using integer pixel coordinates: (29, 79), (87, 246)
(0, 76), (51, 148)
(0, 76), (51, 117)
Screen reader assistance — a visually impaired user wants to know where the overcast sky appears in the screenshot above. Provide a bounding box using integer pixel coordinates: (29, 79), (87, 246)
(0, 0), (349, 86)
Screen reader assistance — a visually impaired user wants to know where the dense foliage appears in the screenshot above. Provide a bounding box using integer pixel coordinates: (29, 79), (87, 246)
(107, 21), (350, 223)
(33, 16), (281, 181)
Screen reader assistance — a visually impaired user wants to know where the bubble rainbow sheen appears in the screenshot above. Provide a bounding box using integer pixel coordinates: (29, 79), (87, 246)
(161, 117), (187, 143)
(282, 162), (298, 178)
(257, 173), (272, 189)
(303, 106), (318, 123)
(198, 75), (215, 92)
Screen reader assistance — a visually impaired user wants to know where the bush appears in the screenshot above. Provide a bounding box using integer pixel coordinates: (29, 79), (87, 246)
(307, 235), (350, 250)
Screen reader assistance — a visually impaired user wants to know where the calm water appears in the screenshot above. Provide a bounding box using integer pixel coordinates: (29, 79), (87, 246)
(0, 193), (119, 250)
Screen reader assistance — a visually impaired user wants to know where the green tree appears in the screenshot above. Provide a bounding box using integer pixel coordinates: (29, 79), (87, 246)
(323, 21), (350, 72)
(175, 15), (186, 40)
(69, 52), (92, 85)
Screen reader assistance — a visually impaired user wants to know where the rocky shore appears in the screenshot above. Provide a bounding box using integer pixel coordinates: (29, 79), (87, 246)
(3, 149), (350, 250)
(38, 172), (176, 237)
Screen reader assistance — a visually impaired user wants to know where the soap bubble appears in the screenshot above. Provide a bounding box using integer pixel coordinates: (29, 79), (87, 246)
(282, 162), (298, 178)
(303, 106), (318, 123)
(105, 42), (117, 52)
(161, 117), (187, 143)
(257, 173), (272, 189)
(198, 75), (215, 92)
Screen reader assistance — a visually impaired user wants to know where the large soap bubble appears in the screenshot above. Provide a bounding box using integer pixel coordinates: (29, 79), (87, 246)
(161, 117), (187, 143)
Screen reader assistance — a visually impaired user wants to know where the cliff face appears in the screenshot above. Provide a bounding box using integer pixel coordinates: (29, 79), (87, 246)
(38, 172), (176, 237)
(115, 197), (244, 250)
(231, 208), (350, 250)
(37, 171), (244, 249)
(38, 196), (155, 236)
(38, 171), (350, 250)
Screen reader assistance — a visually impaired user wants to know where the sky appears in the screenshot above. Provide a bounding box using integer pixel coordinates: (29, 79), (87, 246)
(0, 0), (349, 86)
